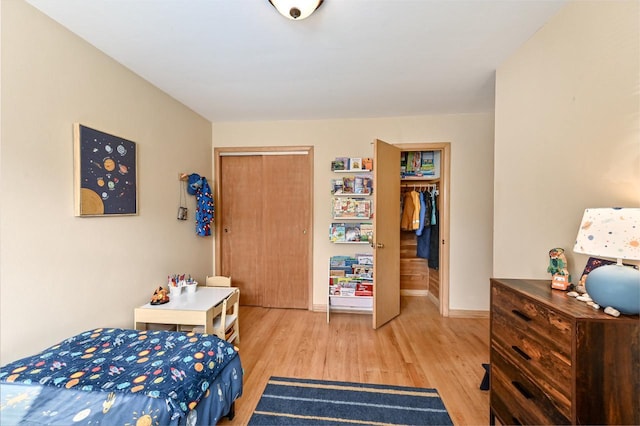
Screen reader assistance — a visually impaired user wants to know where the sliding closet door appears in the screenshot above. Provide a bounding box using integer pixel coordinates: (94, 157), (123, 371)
(216, 148), (313, 309)
(219, 155), (263, 305)
(261, 154), (310, 309)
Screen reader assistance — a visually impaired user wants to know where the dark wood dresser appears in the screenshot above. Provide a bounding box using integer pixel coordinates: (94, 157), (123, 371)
(490, 278), (639, 425)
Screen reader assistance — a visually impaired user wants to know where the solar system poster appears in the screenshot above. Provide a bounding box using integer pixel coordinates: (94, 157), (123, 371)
(74, 124), (137, 216)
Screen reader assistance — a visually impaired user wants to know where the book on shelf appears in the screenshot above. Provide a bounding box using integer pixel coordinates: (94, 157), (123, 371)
(331, 157), (350, 171)
(330, 269), (346, 277)
(352, 264), (373, 278)
(342, 177), (355, 193)
(329, 223), (346, 242)
(330, 222), (373, 242)
(362, 158), (373, 171)
(355, 283), (373, 296)
(330, 255), (358, 267)
(344, 224), (361, 242)
(331, 178), (344, 194)
(332, 175), (372, 195)
(356, 253), (373, 265)
(350, 157), (362, 170)
(332, 198), (371, 219)
(420, 151), (435, 175)
(402, 151), (437, 178)
(329, 255), (373, 298)
(359, 223), (373, 243)
(406, 151), (422, 173)
(354, 175), (373, 194)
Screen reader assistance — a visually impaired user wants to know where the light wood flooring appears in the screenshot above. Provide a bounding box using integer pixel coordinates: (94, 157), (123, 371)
(219, 296), (490, 425)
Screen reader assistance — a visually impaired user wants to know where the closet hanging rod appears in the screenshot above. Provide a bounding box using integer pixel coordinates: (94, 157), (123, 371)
(400, 183), (438, 189)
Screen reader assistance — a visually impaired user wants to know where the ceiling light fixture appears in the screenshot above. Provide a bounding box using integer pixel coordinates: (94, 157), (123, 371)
(269, 0), (324, 20)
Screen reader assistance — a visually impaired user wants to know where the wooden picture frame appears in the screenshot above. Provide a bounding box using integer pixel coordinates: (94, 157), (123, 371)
(74, 123), (138, 216)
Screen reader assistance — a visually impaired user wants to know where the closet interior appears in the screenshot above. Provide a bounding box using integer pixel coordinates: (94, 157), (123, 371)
(399, 149), (442, 306)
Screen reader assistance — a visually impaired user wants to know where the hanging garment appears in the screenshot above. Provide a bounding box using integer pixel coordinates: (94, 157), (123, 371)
(417, 190), (432, 259)
(416, 191), (427, 236)
(430, 189), (437, 225)
(400, 191), (416, 231)
(417, 223), (431, 259)
(195, 177), (214, 236)
(428, 191), (439, 269)
(410, 190), (421, 231)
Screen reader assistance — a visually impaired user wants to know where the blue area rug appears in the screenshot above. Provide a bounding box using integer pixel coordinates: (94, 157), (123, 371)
(248, 376), (453, 425)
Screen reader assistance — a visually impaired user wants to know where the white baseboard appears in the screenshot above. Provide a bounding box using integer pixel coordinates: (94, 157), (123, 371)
(448, 309), (489, 319)
(400, 289), (429, 297)
(313, 304), (327, 312)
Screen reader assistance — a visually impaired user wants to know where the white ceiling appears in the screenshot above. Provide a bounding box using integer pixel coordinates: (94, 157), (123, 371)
(25, 0), (567, 122)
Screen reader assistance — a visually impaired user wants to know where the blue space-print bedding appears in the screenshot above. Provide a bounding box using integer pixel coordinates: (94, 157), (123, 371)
(0, 328), (243, 425)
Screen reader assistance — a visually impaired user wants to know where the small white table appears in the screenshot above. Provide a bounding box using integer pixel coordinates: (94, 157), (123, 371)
(134, 287), (236, 334)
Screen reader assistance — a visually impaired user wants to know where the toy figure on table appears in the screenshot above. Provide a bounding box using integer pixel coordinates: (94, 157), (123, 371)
(150, 286), (170, 305)
(548, 248), (571, 290)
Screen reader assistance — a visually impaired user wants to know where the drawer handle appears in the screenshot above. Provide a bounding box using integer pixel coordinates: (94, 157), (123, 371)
(511, 416), (522, 425)
(512, 380), (533, 399)
(511, 345), (532, 360)
(511, 309), (531, 322)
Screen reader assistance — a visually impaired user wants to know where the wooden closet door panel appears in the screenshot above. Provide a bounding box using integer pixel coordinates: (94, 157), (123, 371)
(220, 155), (263, 306)
(373, 139), (401, 328)
(261, 154), (311, 309)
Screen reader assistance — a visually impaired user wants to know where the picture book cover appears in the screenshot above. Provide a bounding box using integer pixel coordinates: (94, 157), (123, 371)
(356, 253), (373, 265)
(350, 157), (362, 170)
(345, 224), (362, 242)
(362, 158), (373, 171)
(330, 223), (346, 242)
(354, 175), (373, 194)
(420, 151), (435, 175)
(331, 178), (344, 194)
(359, 223), (373, 242)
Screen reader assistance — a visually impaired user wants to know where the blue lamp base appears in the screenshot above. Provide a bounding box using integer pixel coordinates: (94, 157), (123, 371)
(585, 264), (640, 315)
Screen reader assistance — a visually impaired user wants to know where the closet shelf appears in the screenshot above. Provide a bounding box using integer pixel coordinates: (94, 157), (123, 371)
(401, 177), (439, 182)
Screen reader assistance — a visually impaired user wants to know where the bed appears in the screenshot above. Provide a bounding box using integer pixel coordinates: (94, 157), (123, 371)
(0, 327), (242, 425)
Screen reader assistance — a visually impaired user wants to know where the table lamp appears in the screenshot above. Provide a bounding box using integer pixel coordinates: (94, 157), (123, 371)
(573, 207), (640, 315)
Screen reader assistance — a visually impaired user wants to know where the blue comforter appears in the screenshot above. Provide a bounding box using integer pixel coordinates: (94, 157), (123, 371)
(0, 328), (242, 425)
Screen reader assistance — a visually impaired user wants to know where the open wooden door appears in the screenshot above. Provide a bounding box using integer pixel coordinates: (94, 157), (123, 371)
(373, 139), (401, 328)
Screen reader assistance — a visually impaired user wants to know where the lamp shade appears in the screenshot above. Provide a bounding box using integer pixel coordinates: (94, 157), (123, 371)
(574, 207), (640, 260)
(269, 0), (323, 20)
(574, 207), (640, 315)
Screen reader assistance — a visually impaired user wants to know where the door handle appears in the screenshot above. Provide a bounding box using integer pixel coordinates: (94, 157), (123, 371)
(376, 242), (384, 248)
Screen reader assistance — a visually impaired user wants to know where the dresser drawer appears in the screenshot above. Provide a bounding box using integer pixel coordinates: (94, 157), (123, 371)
(491, 309), (572, 400)
(491, 349), (571, 425)
(491, 282), (573, 347)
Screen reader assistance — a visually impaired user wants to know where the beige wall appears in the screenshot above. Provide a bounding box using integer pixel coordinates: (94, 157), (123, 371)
(0, 1), (213, 363)
(494, 0), (640, 280)
(212, 113), (495, 312)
